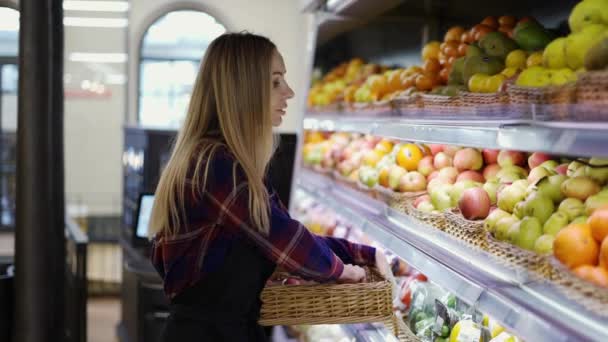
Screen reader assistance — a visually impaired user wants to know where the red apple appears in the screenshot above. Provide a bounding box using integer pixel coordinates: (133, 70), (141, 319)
(528, 152), (552, 169)
(438, 167), (458, 184)
(443, 145), (462, 157)
(428, 171), (440, 182)
(497, 150), (526, 167)
(417, 156), (435, 176)
(483, 164), (501, 181)
(454, 148), (484, 171)
(399, 171), (427, 192)
(413, 194), (431, 208)
(458, 187), (491, 220)
(555, 163), (568, 175)
(482, 149), (499, 165)
(457, 170), (485, 183)
(428, 144), (445, 156)
(434, 152), (453, 169)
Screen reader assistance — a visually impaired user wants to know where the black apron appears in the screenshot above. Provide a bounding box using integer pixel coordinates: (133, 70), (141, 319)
(161, 235), (276, 342)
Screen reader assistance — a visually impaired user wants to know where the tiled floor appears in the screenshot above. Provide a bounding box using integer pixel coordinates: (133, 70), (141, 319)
(88, 297), (121, 342)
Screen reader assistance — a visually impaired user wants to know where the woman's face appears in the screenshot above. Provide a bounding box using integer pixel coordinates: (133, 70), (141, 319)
(270, 50), (295, 127)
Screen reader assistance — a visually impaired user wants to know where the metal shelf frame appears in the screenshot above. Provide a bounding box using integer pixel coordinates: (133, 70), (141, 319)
(296, 168), (608, 342)
(303, 115), (608, 158)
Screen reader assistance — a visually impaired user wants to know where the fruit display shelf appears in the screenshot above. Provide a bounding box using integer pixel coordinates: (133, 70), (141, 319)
(302, 115), (608, 158)
(295, 168), (608, 342)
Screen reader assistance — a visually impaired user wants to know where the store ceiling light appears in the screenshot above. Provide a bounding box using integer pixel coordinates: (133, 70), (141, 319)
(63, 1), (129, 12)
(64, 17), (128, 28)
(69, 53), (128, 63)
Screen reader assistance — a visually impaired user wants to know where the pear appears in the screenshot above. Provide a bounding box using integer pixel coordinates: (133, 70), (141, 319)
(483, 180), (500, 205)
(527, 166), (553, 185)
(561, 176), (601, 201)
(497, 184), (527, 213)
(523, 193), (555, 224)
(543, 212), (569, 236)
(558, 198), (586, 221)
(537, 174), (567, 203)
(484, 209), (511, 233)
(507, 221), (522, 244)
(513, 201), (527, 219)
(583, 158), (608, 184)
(516, 217), (543, 251)
(495, 216), (519, 241)
(534, 234), (555, 255)
(585, 193), (608, 215)
(567, 160), (587, 177)
(571, 215), (590, 224)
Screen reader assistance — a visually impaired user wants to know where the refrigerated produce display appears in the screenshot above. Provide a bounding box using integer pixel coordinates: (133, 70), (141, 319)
(289, 0), (608, 341)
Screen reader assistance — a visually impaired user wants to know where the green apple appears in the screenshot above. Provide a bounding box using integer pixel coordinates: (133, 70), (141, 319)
(561, 176), (601, 201)
(537, 174), (567, 203)
(516, 217), (543, 251)
(507, 221), (521, 244)
(484, 209), (511, 233)
(571, 215), (589, 224)
(498, 184), (527, 213)
(558, 198), (586, 221)
(543, 212), (570, 236)
(513, 201), (526, 219)
(495, 216), (519, 241)
(523, 193), (555, 224)
(483, 180), (500, 205)
(534, 234), (555, 254)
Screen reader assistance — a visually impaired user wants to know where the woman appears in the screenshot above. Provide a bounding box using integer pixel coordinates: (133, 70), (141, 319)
(149, 32), (388, 341)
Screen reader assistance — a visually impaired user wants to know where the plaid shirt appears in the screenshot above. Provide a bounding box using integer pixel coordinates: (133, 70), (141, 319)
(151, 146), (376, 298)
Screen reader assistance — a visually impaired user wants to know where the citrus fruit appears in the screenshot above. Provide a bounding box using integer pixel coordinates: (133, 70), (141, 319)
(573, 265), (608, 287)
(589, 208), (608, 243)
(397, 144), (423, 171)
(554, 224), (599, 269)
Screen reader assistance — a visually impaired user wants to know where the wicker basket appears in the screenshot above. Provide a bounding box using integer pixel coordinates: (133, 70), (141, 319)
(391, 93), (423, 116)
(507, 83), (576, 120)
(420, 94), (462, 116)
(548, 257), (608, 317)
(486, 233), (553, 278)
(259, 267), (397, 329)
(374, 185), (427, 208)
(459, 91), (509, 116)
(443, 208), (488, 250)
(576, 70), (608, 105)
(400, 201), (448, 230)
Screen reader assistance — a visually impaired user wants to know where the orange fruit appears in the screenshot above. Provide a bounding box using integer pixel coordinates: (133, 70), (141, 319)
(457, 43), (469, 57)
(401, 73), (417, 89)
(444, 26), (465, 43)
(589, 208), (608, 243)
(423, 58), (441, 74)
(306, 131), (324, 143)
(442, 41), (460, 57)
(481, 16), (499, 29)
(386, 69), (404, 93)
(375, 139), (394, 154)
(422, 41), (441, 61)
(439, 68), (449, 84)
(498, 25), (513, 35)
(600, 238), (608, 269)
(573, 265), (608, 288)
(498, 16), (516, 27)
(415, 74), (434, 91)
(554, 224), (599, 269)
(397, 144), (423, 171)
(367, 74), (387, 96)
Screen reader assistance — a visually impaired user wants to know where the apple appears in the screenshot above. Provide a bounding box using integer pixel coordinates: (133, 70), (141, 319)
(414, 194), (431, 208)
(534, 234), (555, 254)
(523, 193), (555, 224)
(427, 171), (440, 182)
(434, 152), (453, 169)
(555, 163), (568, 175)
(536, 174), (567, 204)
(438, 167), (458, 184)
(484, 208), (511, 233)
(507, 221), (521, 244)
(454, 148), (484, 171)
(483, 180), (500, 205)
(585, 193), (608, 215)
(584, 158), (608, 184)
(449, 180), (481, 207)
(516, 217), (543, 251)
(497, 165), (528, 178)
(543, 212), (569, 236)
(388, 165), (408, 190)
(527, 166), (554, 185)
(443, 145), (462, 157)
(457, 170), (485, 183)
(359, 166), (379, 188)
(512, 179), (530, 191)
(459, 187), (491, 220)
(483, 164), (501, 181)
(428, 144), (444, 156)
(427, 178), (448, 192)
(557, 198), (586, 221)
(482, 149), (499, 165)
(430, 184), (454, 211)
(497, 150), (526, 167)
(337, 161), (355, 177)
(528, 152), (553, 169)
(495, 216), (519, 241)
(497, 183), (527, 213)
(571, 216), (589, 224)
(561, 176), (601, 201)
(399, 171), (427, 192)
(417, 156), (435, 176)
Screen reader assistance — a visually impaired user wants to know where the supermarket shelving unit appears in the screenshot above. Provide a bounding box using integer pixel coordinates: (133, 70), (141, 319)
(292, 1), (608, 341)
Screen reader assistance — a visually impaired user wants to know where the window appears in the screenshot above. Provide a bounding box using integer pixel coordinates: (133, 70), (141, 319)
(138, 10), (226, 128)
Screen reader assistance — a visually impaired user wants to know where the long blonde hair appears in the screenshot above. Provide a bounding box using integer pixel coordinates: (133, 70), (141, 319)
(149, 32), (277, 238)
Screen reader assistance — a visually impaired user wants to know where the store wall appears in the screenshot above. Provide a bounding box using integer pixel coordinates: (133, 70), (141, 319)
(127, 0), (311, 134)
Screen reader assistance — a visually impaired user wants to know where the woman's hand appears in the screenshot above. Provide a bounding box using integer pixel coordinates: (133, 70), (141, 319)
(375, 249), (391, 280)
(338, 264), (366, 283)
